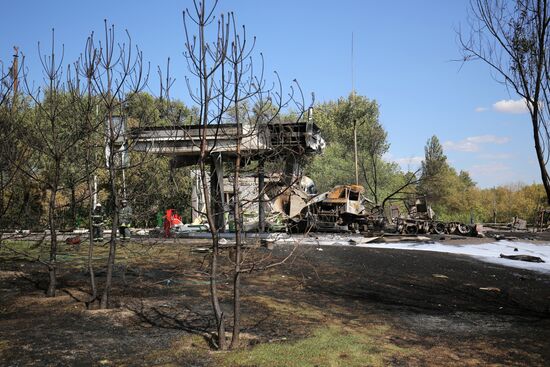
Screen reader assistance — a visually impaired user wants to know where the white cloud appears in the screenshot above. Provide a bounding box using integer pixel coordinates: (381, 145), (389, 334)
(444, 140), (478, 152)
(443, 135), (510, 152)
(469, 162), (511, 176)
(475, 106), (488, 112)
(493, 98), (529, 114)
(478, 153), (514, 160)
(467, 135), (510, 144)
(383, 153), (423, 171)
(393, 156), (423, 166)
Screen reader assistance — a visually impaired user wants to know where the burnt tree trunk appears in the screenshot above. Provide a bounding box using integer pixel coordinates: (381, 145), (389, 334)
(46, 161), (60, 297)
(531, 112), (550, 205)
(87, 175), (97, 305)
(230, 150), (242, 349)
(70, 184), (76, 229)
(101, 120), (119, 309)
(201, 158), (226, 350)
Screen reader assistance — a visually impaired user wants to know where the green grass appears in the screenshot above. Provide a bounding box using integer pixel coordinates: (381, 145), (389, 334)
(222, 325), (411, 367)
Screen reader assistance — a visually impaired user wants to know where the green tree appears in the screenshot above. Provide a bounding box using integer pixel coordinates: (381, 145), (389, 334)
(419, 135), (450, 204)
(306, 95), (412, 204)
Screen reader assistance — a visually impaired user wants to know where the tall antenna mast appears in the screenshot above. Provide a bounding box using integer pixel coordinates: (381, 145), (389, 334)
(12, 46), (19, 97)
(351, 32), (359, 185)
(351, 32), (355, 97)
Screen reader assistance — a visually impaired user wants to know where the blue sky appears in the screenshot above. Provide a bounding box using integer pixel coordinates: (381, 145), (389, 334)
(0, 0), (538, 188)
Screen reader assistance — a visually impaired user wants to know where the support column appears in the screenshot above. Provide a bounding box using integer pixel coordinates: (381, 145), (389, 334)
(190, 169), (200, 222)
(283, 154), (302, 186)
(258, 159), (265, 232)
(210, 154), (226, 232)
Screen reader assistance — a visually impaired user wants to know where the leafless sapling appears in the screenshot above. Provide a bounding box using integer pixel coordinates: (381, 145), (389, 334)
(459, 0), (550, 203)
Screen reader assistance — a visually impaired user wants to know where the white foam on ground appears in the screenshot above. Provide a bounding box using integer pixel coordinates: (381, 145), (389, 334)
(357, 240), (550, 274)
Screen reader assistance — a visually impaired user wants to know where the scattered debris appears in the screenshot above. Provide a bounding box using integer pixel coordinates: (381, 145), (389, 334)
(499, 254), (545, 263)
(536, 208), (550, 231)
(479, 287), (501, 292)
(135, 229), (148, 236)
(348, 237), (379, 245)
(380, 235), (432, 243)
(432, 274), (449, 279)
(510, 217), (527, 230)
(173, 223), (209, 235)
(262, 239), (275, 250)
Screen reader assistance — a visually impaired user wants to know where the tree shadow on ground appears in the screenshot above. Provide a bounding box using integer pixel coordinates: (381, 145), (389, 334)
(126, 299), (218, 348)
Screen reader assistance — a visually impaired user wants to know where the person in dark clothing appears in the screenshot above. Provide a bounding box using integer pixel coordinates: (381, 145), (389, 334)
(119, 200), (132, 241)
(92, 204), (104, 242)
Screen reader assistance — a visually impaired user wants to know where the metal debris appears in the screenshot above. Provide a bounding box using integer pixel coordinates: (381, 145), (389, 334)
(499, 254), (545, 263)
(479, 287), (501, 292)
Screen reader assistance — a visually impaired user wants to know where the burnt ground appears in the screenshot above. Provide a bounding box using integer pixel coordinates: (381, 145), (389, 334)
(1, 237), (550, 366)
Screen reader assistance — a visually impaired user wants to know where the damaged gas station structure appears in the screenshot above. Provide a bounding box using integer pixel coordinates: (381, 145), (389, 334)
(129, 110), (326, 232)
(126, 111), (532, 242)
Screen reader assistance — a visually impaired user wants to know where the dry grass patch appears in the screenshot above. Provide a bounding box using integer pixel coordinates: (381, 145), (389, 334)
(141, 334), (212, 366)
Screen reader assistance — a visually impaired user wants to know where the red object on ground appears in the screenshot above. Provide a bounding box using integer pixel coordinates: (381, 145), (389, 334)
(65, 236), (81, 245)
(163, 209), (183, 237)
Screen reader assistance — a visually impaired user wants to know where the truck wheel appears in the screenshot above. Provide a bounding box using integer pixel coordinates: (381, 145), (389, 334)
(457, 224), (471, 235)
(405, 224), (418, 235)
(432, 222), (446, 234)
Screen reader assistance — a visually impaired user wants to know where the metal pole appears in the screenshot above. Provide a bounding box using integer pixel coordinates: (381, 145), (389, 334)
(122, 169), (127, 201)
(351, 32), (359, 185)
(12, 46), (19, 97)
(258, 160), (265, 232)
(93, 175), (98, 208)
(354, 121), (359, 185)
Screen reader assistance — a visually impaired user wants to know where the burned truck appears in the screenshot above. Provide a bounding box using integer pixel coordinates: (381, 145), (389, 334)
(283, 188), (475, 236)
(388, 196), (473, 236)
(286, 184), (385, 233)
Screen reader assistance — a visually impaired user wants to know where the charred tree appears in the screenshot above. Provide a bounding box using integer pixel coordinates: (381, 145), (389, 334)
(16, 30), (91, 296)
(87, 22), (148, 309)
(71, 35), (103, 306)
(182, 0), (232, 349)
(0, 48), (26, 232)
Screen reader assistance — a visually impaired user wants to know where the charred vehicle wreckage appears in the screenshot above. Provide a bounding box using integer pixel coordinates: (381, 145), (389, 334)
(277, 184), (478, 237)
